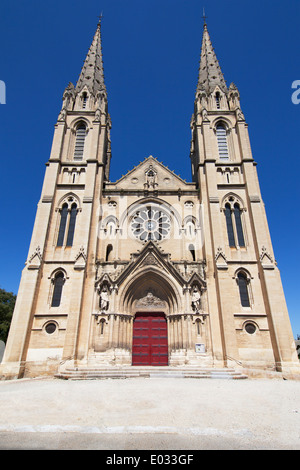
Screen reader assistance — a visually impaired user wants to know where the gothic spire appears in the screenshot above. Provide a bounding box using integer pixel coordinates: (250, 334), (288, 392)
(197, 22), (227, 94)
(75, 18), (106, 96)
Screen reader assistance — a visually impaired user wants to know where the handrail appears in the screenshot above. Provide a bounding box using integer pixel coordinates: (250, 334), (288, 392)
(225, 355), (243, 366)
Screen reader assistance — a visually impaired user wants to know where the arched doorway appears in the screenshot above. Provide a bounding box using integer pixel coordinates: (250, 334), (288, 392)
(119, 267), (182, 366)
(132, 312), (168, 366)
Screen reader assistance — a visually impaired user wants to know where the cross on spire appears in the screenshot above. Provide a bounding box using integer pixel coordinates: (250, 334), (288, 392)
(98, 12), (104, 26)
(202, 8), (207, 26)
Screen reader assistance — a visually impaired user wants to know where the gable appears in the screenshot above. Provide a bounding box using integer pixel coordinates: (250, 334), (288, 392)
(105, 156), (196, 191)
(111, 241), (206, 290)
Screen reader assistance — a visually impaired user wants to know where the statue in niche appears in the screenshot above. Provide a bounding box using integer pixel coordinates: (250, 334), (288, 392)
(145, 166), (157, 189)
(99, 286), (109, 312)
(191, 287), (201, 312)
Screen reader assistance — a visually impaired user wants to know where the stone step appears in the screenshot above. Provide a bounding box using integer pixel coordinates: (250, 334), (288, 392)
(55, 366), (247, 380)
(62, 365), (238, 371)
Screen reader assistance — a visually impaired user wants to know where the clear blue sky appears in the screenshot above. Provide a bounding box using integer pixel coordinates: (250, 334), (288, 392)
(1, 0), (300, 337)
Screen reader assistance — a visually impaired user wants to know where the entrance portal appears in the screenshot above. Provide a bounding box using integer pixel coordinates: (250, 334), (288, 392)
(132, 313), (168, 366)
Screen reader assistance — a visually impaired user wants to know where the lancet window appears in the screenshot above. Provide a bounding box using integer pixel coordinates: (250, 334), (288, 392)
(57, 198), (79, 247)
(51, 271), (65, 307)
(237, 272), (250, 308)
(223, 196), (246, 248)
(82, 92), (88, 109)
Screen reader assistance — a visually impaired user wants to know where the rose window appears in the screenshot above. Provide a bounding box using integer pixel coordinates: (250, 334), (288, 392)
(131, 206), (171, 241)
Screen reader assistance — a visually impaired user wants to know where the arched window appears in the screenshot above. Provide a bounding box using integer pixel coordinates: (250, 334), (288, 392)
(100, 318), (105, 335)
(216, 123), (229, 160)
(66, 203), (77, 246)
(215, 92), (221, 109)
(57, 203), (68, 247)
(225, 203), (235, 247)
(189, 244), (196, 261)
(223, 197), (246, 248)
(237, 272), (250, 307)
(82, 92), (88, 109)
(51, 272), (65, 307)
(57, 199), (78, 247)
(106, 244), (113, 261)
(234, 203), (245, 247)
(185, 220), (196, 239)
(196, 318), (201, 335)
(74, 123), (86, 160)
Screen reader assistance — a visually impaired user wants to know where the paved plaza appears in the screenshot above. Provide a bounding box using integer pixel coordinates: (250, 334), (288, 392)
(0, 376), (299, 450)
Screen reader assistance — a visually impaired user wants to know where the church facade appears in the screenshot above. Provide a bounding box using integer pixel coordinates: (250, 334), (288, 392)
(1, 20), (299, 379)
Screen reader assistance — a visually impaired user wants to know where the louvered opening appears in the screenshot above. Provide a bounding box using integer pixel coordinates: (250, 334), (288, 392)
(216, 124), (229, 160)
(74, 123), (86, 160)
(82, 92), (88, 109)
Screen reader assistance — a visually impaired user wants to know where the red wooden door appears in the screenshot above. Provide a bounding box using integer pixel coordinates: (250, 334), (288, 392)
(132, 313), (168, 366)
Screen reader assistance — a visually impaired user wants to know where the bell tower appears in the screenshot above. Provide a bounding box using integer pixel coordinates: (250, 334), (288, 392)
(56, 18), (112, 179)
(190, 21), (299, 374)
(0, 19), (112, 379)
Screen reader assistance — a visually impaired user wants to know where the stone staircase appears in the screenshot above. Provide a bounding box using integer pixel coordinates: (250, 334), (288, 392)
(55, 365), (248, 380)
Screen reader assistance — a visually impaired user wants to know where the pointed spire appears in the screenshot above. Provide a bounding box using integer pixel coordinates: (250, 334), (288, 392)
(197, 21), (227, 94)
(76, 18), (106, 96)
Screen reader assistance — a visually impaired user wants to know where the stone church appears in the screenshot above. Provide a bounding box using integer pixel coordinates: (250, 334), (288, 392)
(1, 19), (299, 379)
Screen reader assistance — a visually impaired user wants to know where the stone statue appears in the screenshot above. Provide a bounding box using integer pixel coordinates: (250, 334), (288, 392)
(191, 287), (201, 312)
(99, 287), (109, 311)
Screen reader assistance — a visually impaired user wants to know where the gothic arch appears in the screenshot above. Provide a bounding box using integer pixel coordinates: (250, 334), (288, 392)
(99, 215), (119, 241)
(220, 193), (246, 211)
(182, 214), (201, 229)
(100, 214), (119, 228)
(233, 268), (254, 307)
(56, 193), (82, 211)
(69, 116), (91, 132)
(48, 268), (68, 308)
(79, 86), (90, 110)
(233, 267), (253, 282)
(67, 118), (91, 162)
(118, 267), (182, 316)
(48, 267), (69, 283)
(222, 194), (247, 248)
(211, 116), (232, 132)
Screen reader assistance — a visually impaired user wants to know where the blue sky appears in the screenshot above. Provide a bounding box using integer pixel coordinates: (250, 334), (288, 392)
(1, 0), (300, 337)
